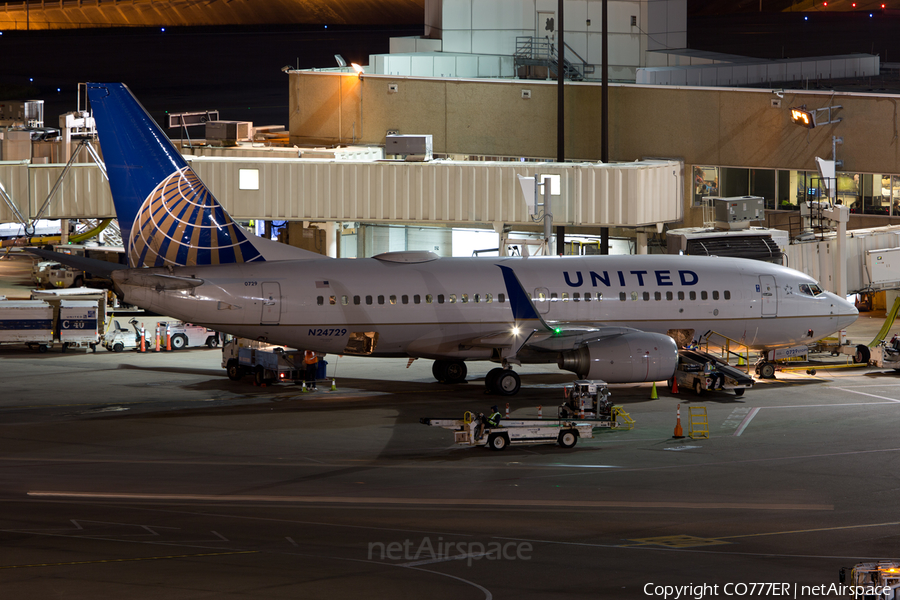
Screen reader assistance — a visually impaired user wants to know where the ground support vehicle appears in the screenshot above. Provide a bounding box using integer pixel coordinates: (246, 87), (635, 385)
(838, 561), (900, 599)
(222, 338), (306, 385)
(421, 413), (596, 450)
(32, 260), (85, 289)
(0, 299), (100, 352)
(103, 318), (217, 352)
(672, 349), (754, 396)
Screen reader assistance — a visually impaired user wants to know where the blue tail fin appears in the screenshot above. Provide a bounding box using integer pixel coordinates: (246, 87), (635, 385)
(87, 83), (264, 268)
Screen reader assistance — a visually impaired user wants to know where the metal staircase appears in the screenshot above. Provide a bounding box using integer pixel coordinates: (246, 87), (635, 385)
(514, 36), (591, 81)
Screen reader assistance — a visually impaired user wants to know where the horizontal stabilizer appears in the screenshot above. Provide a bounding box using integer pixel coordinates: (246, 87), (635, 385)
(29, 248), (128, 278)
(112, 269), (204, 290)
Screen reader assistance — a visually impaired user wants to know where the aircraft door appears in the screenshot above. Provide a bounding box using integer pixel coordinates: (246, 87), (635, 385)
(759, 275), (777, 317)
(534, 287), (551, 314)
(260, 282), (281, 324)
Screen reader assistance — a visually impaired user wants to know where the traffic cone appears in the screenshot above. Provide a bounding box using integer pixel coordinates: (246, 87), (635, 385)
(331, 378), (337, 391)
(154, 324), (161, 352)
(673, 404), (685, 438)
(671, 377), (679, 394)
(538, 405), (542, 419)
(737, 354), (745, 366)
(139, 323), (146, 353)
(301, 381), (307, 393)
(505, 403), (510, 418)
(650, 382), (658, 400)
(165, 323), (172, 352)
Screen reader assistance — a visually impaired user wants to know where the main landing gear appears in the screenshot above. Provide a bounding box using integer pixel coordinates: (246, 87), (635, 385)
(430, 360), (521, 396)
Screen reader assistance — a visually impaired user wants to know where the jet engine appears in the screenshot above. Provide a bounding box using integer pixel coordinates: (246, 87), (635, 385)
(557, 332), (678, 382)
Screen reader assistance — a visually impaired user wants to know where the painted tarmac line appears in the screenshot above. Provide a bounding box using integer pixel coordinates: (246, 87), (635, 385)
(733, 407), (761, 436)
(26, 491), (833, 510)
(832, 387), (900, 403)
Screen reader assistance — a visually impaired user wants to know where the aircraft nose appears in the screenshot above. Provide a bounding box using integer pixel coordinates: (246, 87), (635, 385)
(836, 295), (859, 329)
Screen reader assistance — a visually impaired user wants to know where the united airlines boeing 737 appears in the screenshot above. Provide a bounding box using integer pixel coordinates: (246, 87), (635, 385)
(43, 83), (858, 395)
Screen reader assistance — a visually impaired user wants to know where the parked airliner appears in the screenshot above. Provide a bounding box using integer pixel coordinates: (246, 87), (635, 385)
(41, 83), (858, 395)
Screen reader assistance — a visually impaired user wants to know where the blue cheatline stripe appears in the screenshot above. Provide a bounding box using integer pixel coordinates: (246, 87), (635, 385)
(497, 265), (542, 322)
(0, 319), (54, 330)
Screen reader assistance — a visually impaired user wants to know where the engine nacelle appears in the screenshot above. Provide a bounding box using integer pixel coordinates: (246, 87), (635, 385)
(557, 332), (678, 382)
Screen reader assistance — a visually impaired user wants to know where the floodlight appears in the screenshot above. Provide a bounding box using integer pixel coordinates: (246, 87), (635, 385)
(790, 107), (816, 129)
(334, 54), (347, 68)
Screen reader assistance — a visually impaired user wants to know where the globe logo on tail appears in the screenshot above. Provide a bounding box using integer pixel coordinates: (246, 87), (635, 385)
(129, 167), (262, 268)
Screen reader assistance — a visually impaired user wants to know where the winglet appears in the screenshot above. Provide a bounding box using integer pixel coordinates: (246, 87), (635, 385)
(497, 264), (551, 331)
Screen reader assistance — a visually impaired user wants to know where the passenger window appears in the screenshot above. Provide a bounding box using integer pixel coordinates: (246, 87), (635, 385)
(498, 294), (506, 303)
(449, 294), (457, 304)
(426, 294), (433, 304)
(689, 291), (696, 301)
(666, 291), (673, 301)
(317, 296), (324, 306)
(573, 293), (580, 302)
(551, 292), (558, 301)
(329, 296), (336, 305)
(642, 292), (650, 301)
(378, 295), (385, 305)
(724, 290), (731, 300)
(390, 295), (397, 305)
(597, 293), (603, 300)
(461, 294), (468, 303)
(474, 294), (480, 303)
(712, 291), (719, 300)
(341, 295), (349, 305)
(620, 292), (627, 301)
(401, 295), (408, 304)
(437, 294), (445, 304)
(583, 293), (590, 302)
(353, 295), (360, 305)
(414, 294), (421, 304)
(366, 295), (373, 305)
(562, 293), (569, 302)
(654, 291), (661, 301)
(678, 291), (685, 301)
(486, 294), (492, 303)
(701, 291), (708, 300)
(537, 290), (546, 302)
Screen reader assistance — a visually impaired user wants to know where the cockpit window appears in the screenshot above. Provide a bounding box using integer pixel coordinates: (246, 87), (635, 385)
(799, 283), (824, 297)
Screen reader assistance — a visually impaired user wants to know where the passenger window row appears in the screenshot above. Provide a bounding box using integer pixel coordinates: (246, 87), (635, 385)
(317, 293), (508, 306)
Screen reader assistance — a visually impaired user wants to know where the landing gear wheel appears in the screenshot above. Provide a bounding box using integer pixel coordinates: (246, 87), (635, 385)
(734, 388), (745, 397)
(226, 360), (244, 381)
(485, 367), (504, 392)
(487, 433), (508, 451)
(854, 344), (871, 365)
(432, 360), (448, 382)
(758, 362), (776, 379)
(694, 379), (703, 395)
(171, 334), (187, 350)
(443, 361), (467, 384)
(495, 370), (521, 396)
(558, 430), (578, 448)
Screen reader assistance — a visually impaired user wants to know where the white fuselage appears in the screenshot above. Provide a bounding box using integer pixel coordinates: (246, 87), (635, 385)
(116, 254), (858, 361)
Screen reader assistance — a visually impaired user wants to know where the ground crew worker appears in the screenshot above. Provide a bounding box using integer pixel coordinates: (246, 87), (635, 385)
(303, 350), (318, 389)
(476, 405), (502, 440)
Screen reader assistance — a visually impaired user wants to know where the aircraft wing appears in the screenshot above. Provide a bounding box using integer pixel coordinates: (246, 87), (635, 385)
(29, 248), (129, 278)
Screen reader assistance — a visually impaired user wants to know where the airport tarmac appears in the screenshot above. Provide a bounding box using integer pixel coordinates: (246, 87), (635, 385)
(1, 252), (899, 599)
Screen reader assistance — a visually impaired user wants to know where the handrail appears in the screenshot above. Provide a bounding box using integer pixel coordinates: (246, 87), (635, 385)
(698, 330), (752, 374)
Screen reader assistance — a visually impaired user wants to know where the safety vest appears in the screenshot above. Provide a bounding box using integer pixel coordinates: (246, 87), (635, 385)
(304, 350), (318, 365)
